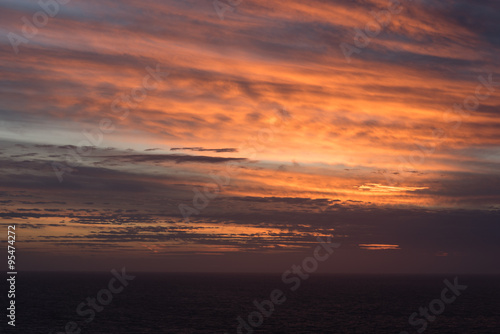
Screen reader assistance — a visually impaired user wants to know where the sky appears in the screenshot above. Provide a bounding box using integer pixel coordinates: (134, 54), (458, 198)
(0, 0), (499, 273)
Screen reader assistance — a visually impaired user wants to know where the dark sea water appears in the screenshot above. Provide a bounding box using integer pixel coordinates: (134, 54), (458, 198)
(1, 273), (499, 333)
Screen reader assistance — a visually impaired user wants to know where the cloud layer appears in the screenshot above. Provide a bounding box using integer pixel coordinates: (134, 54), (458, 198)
(0, 0), (499, 272)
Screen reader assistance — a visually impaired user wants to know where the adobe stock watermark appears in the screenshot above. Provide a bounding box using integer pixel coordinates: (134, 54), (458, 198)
(384, 73), (500, 185)
(51, 267), (135, 334)
(178, 107), (291, 222)
(400, 277), (467, 334)
(7, 0), (72, 54)
(213, 0), (242, 20)
(340, 0), (411, 63)
(51, 64), (170, 183)
(225, 236), (340, 334)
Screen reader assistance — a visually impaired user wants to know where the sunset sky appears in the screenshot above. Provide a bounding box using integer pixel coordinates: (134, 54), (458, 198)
(0, 0), (499, 273)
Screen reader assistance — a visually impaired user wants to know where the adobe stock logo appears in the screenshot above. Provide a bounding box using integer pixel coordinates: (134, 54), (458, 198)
(340, 0), (409, 63)
(400, 277), (467, 334)
(51, 267), (135, 334)
(8, 0), (72, 54)
(226, 236), (340, 334)
(51, 63), (170, 183)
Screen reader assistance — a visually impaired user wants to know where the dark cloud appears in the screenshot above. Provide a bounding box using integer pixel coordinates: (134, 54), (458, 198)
(170, 147), (238, 153)
(99, 153), (245, 164)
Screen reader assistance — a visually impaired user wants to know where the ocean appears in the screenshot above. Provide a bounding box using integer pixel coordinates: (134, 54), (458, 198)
(2, 273), (499, 333)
